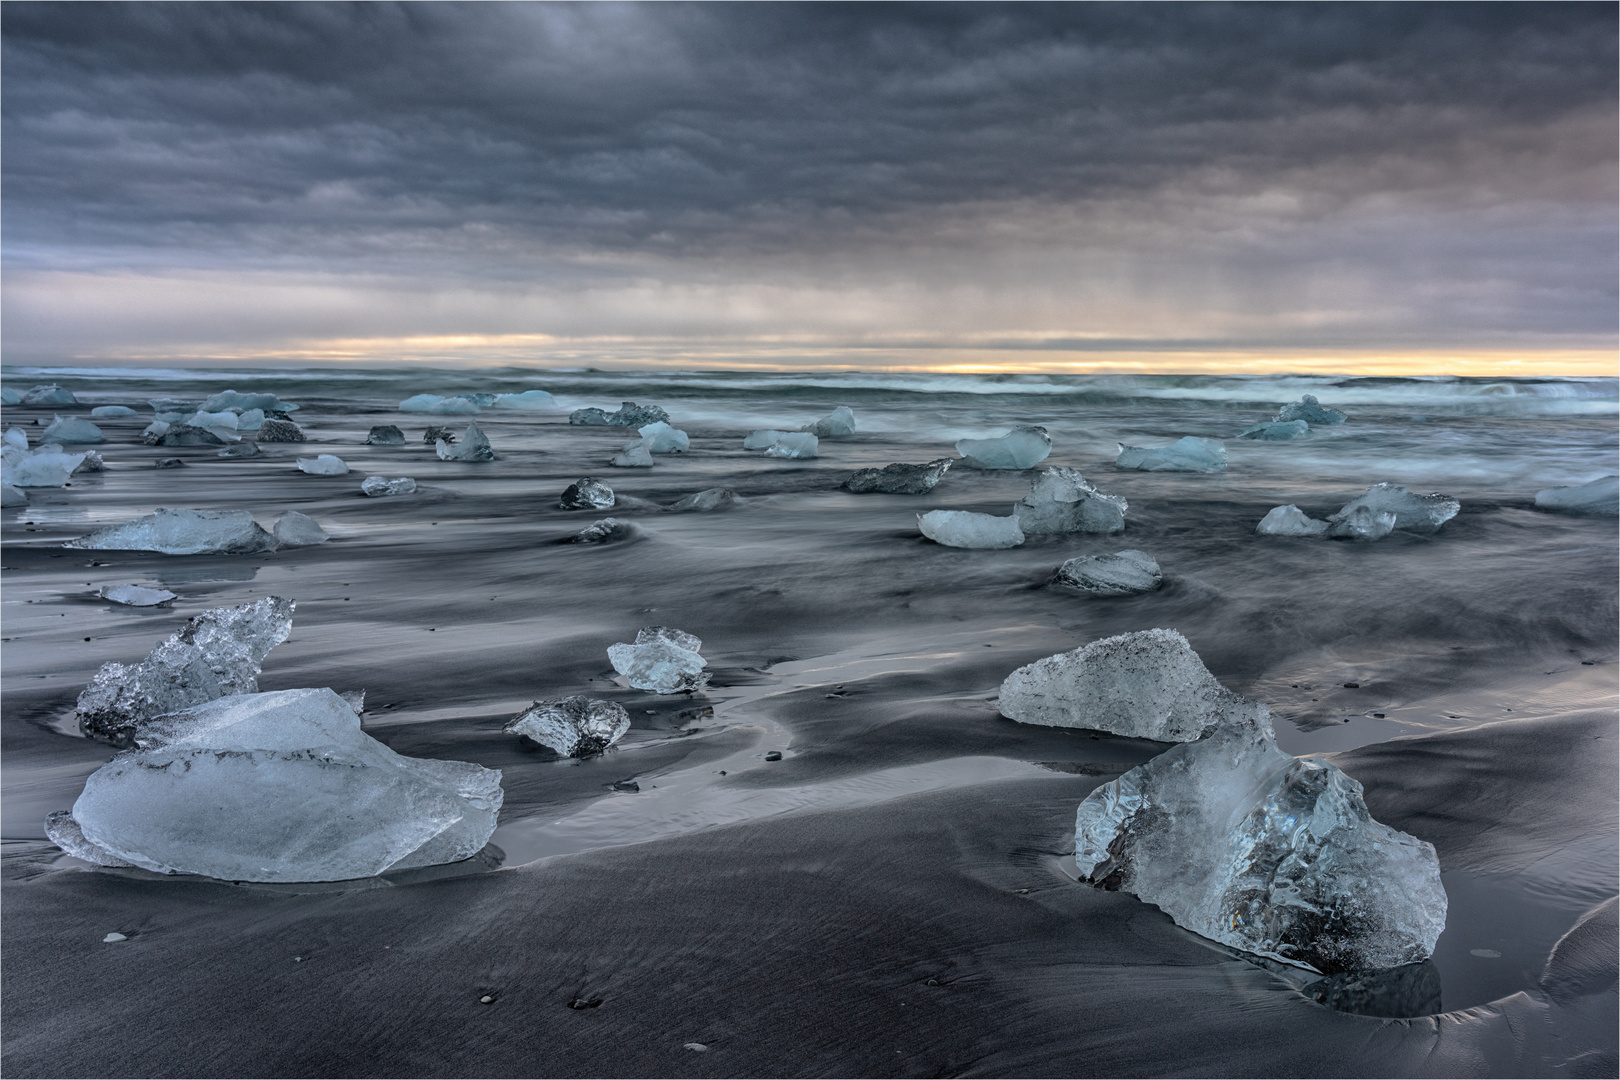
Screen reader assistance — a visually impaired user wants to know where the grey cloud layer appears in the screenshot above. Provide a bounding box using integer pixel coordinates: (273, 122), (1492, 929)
(2, 1), (1615, 353)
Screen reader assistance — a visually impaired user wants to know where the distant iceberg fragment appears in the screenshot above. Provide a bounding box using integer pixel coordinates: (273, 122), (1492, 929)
(361, 475), (417, 497)
(400, 393), (480, 415)
(437, 422), (494, 462)
(99, 584), (177, 607)
(367, 425), (406, 445)
(257, 418), (305, 442)
(670, 487), (737, 512)
(762, 432), (819, 459)
(610, 442), (655, 468)
(1116, 436), (1227, 473)
(149, 399), (196, 423)
(1054, 550), (1162, 595)
(803, 406), (856, 438)
(50, 687), (503, 882)
(572, 402), (669, 427)
(560, 477), (615, 510)
(637, 421), (690, 454)
(1238, 420), (1310, 441)
(1257, 504), (1331, 537)
(1075, 723), (1446, 974)
(22, 384), (78, 406)
(297, 454), (349, 476)
(1534, 475), (1618, 517)
(608, 626), (708, 693)
(1276, 393), (1347, 425)
(200, 390), (299, 414)
(917, 509), (1025, 549)
(1013, 467), (1127, 534)
(90, 405), (138, 419)
(999, 629), (1269, 741)
(272, 511), (329, 547)
(843, 459), (952, 495)
(493, 389), (557, 410)
(504, 696), (631, 757)
(41, 415), (103, 444)
(74, 596), (295, 745)
(1327, 506), (1397, 542)
(67, 508), (277, 555)
(955, 426), (1052, 470)
(1329, 483), (1458, 534)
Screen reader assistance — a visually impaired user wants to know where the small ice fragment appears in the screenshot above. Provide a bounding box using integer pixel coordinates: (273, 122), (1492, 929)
(1257, 505), (1331, 537)
(200, 390), (298, 414)
(103, 933), (129, 943)
(257, 418), (305, 442)
(41, 416), (104, 444)
(608, 626), (708, 693)
(22, 384), (78, 406)
(1054, 550), (1162, 595)
(0, 387), (21, 404)
(53, 687), (503, 882)
(742, 429), (789, 450)
(1238, 420), (1310, 441)
(1275, 393), (1347, 425)
(3, 451), (86, 488)
(492, 389), (557, 409)
(1, 483), (26, 507)
(610, 441), (655, 468)
(955, 426), (1052, 470)
(637, 421), (689, 454)
(458, 393), (498, 407)
(297, 454), (349, 476)
(999, 629), (1269, 740)
(366, 425), (406, 445)
(399, 393), (480, 415)
(569, 518), (636, 543)
(185, 410), (239, 431)
(361, 475), (417, 497)
(803, 406), (856, 437)
(74, 596), (296, 744)
(3, 427), (27, 449)
(1534, 475), (1618, 517)
(762, 432), (819, 459)
(917, 509), (1025, 549)
(1329, 483), (1457, 533)
(90, 406), (138, 418)
(142, 421), (172, 443)
(560, 477), (615, 510)
(217, 442), (260, 458)
(1075, 724), (1445, 974)
(100, 584), (178, 607)
(842, 459), (952, 494)
(669, 487), (737, 511)
(1013, 466), (1127, 534)
(504, 697), (632, 757)
(1115, 436), (1227, 473)
(1327, 505), (1397, 542)
(340, 690), (366, 715)
(684, 1043), (707, 1053)
(156, 424), (230, 447)
(67, 508), (277, 555)
(74, 450), (105, 473)
(272, 511), (329, 547)
(234, 409), (265, 431)
(437, 422), (493, 462)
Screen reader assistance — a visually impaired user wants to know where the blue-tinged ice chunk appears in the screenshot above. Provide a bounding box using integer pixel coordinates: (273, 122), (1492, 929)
(148, 399), (196, 422)
(3, 450), (86, 488)
(90, 405), (138, 418)
(1329, 483), (1457, 533)
(200, 390), (299, 414)
(608, 626), (708, 693)
(22, 384), (77, 406)
(361, 475), (417, 497)
(272, 511), (329, 547)
(1327, 505), (1397, 541)
(1013, 466), (1127, 534)
(505, 697), (631, 757)
(670, 487), (738, 511)
(67, 508), (277, 555)
(999, 629), (1267, 740)
(1238, 420), (1310, 441)
(955, 426), (1051, 470)
(1258, 504), (1330, 537)
(41, 415), (104, 444)
(437, 422), (494, 461)
(0, 387), (21, 405)
(99, 584), (177, 607)
(3, 427), (27, 449)
(1275, 393), (1347, 425)
(493, 389), (556, 409)
(235, 408), (265, 430)
(366, 425), (406, 445)
(611, 441), (655, 467)
(743, 429), (791, 450)
(186, 410), (239, 431)
(560, 477), (615, 509)
(1075, 723), (1446, 974)
(803, 406), (856, 437)
(1054, 550), (1162, 595)
(1534, 475), (1618, 517)
(917, 509), (1025, 549)
(763, 432), (819, 459)
(1116, 436), (1227, 473)
(296, 454), (349, 476)
(401, 393), (480, 415)
(638, 421), (690, 453)
(1, 483), (27, 507)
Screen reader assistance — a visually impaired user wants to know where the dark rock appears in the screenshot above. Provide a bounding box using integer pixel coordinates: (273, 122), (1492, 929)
(843, 459), (953, 495)
(423, 426), (456, 444)
(257, 418), (305, 442)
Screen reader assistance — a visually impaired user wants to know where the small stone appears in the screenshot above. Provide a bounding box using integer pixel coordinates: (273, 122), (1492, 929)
(103, 932), (127, 943)
(764, 750), (782, 761)
(1344, 682), (1360, 688)
(684, 1043), (708, 1052)
(480, 995), (496, 1004)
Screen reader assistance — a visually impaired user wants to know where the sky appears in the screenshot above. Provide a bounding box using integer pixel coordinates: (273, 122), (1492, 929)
(3, 2), (1616, 374)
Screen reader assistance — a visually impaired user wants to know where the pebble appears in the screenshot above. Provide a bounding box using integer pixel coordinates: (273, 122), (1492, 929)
(102, 932), (127, 943)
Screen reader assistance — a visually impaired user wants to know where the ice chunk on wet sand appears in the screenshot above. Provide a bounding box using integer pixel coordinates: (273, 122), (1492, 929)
(1116, 436), (1227, 473)
(637, 421), (689, 453)
(297, 454), (349, 476)
(504, 697), (631, 757)
(41, 416), (103, 444)
(1, 483), (26, 507)
(1014, 467), (1127, 534)
(437, 422), (494, 461)
(1238, 420), (1310, 441)
(367, 425), (406, 445)
(22, 384), (77, 406)
(918, 509), (1024, 549)
(0, 387), (21, 405)
(743, 429), (790, 450)
(1534, 475), (1618, 517)
(608, 627), (708, 693)
(803, 406), (856, 437)
(200, 390), (299, 414)
(75, 596), (295, 744)
(1075, 723), (1445, 974)
(611, 442), (654, 468)
(68, 508), (277, 554)
(955, 426), (1051, 470)
(762, 433), (819, 459)
(1327, 506), (1397, 541)
(400, 393), (480, 415)
(272, 511), (328, 547)
(361, 475), (417, 497)
(1330, 483), (1458, 533)
(1276, 393), (1347, 425)
(572, 402), (669, 427)
(569, 518), (638, 544)
(217, 442), (260, 459)
(1054, 550), (1162, 595)
(155, 424), (230, 447)
(560, 477), (615, 509)
(1257, 505), (1331, 537)
(49, 687), (503, 882)
(3, 451), (86, 488)
(842, 459), (951, 494)
(99, 584), (177, 607)
(493, 389), (556, 410)
(3, 427), (27, 449)
(999, 629), (1268, 740)
(669, 487), (737, 511)
(90, 406), (138, 418)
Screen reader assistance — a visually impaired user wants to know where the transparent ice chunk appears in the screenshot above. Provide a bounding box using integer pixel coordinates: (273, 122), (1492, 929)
(90, 405), (138, 418)
(743, 429), (791, 450)
(1328, 483), (1458, 533)
(296, 454), (349, 476)
(560, 477), (615, 509)
(569, 517), (637, 543)
(400, 393), (480, 415)
(272, 511), (329, 546)
(361, 475), (417, 497)
(1275, 394), (1347, 425)
(1257, 505), (1330, 537)
(610, 441), (654, 467)
(1115, 436), (1227, 473)
(1238, 420), (1310, 441)
(99, 584), (178, 607)
(1054, 550), (1162, 595)
(762, 432), (819, 459)
(917, 509), (1025, 549)
(437, 422), (493, 461)
(68, 509), (278, 554)
(504, 696), (631, 757)
(803, 406), (856, 437)
(1534, 475), (1618, 517)
(3, 450), (86, 488)
(842, 459), (952, 494)
(366, 425), (406, 445)
(669, 487), (737, 511)
(22, 384), (77, 406)
(3, 427), (27, 449)
(40, 415), (103, 444)
(608, 626), (708, 693)
(1013, 466), (1127, 534)
(492, 389), (557, 409)
(955, 426), (1051, 470)
(200, 390), (299, 414)
(637, 421), (690, 454)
